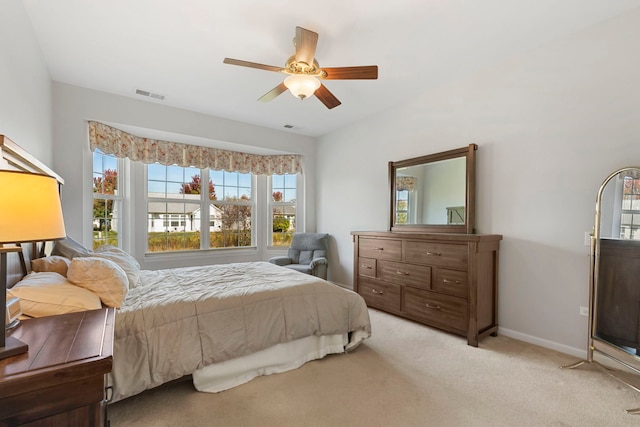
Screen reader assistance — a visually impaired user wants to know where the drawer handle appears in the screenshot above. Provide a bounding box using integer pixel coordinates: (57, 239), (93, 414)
(443, 279), (461, 284)
(396, 270), (409, 275)
(105, 385), (114, 403)
(425, 303), (441, 310)
(426, 252), (441, 256)
(361, 265), (372, 269)
(371, 289), (384, 295)
(372, 247), (384, 251)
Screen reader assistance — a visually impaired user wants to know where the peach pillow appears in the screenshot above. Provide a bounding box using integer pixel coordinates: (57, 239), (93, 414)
(31, 256), (71, 276)
(7, 272), (102, 318)
(67, 257), (129, 308)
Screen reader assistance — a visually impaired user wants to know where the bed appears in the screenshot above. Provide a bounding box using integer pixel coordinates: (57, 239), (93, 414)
(2, 138), (371, 402)
(8, 240), (371, 402)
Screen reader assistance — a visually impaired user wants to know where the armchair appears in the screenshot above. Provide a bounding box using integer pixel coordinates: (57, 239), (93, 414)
(268, 233), (329, 279)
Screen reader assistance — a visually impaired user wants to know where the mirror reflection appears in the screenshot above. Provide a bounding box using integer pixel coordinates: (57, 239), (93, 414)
(394, 157), (466, 226)
(599, 170), (640, 239)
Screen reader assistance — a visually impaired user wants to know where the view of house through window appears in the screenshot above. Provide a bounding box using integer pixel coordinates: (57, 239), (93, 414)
(271, 174), (296, 246)
(92, 148), (121, 249)
(146, 165), (254, 252)
(92, 151), (300, 253)
(621, 176), (640, 239)
(210, 170), (253, 248)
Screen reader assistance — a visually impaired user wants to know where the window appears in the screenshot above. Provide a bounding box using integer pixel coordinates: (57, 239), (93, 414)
(147, 164), (205, 252)
(395, 190), (409, 224)
(92, 149), (121, 249)
(91, 155), (302, 255)
(210, 170), (253, 248)
(146, 165), (254, 252)
(270, 174), (296, 246)
(620, 176), (640, 239)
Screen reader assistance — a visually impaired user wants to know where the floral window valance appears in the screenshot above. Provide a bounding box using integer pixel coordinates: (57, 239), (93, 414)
(396, 176), (416, 192)
(88, 121), (302, 175)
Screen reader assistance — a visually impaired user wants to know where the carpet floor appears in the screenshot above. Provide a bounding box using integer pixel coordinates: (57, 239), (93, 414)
(108, 309), (640, 426)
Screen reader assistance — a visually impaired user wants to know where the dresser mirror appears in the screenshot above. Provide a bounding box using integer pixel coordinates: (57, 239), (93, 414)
(389, 144), (476, 233)
(588, 167), (640, 385)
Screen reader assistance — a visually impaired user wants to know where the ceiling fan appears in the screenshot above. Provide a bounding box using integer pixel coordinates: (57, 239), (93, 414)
(223, 26), (378, 109)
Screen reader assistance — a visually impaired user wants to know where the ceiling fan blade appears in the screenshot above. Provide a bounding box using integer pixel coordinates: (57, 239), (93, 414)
(223, 58), (285, 73)
(294, 27), (318, 65)
(315, 84), (341, 109)
(258, 82), (288, 102)
(321, 66), (378, 80)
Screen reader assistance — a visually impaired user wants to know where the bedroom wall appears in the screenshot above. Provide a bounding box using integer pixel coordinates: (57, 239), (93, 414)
(51, 83), (317, 269)
(0, 1), (53, 165)
(316, 7), (640, 357)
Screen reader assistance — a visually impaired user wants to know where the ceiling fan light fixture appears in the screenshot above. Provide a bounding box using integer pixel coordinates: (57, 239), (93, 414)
(284, 74), (321, 100)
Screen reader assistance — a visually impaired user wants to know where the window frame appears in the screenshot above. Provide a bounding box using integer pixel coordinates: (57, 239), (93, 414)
(269, 174), (298, 247)
(91, 149), (124, 250)
(144, 165), (259, 253)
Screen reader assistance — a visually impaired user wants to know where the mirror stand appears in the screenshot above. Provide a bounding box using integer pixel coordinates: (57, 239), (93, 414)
(563, 167), (640, 414)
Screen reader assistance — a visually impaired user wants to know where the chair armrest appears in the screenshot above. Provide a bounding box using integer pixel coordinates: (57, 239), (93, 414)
(268, 256), (293, 266)
(309, 257), (328, 270)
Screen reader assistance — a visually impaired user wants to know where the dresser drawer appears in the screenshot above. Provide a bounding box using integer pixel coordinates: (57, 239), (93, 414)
(359, 237), (402, 261)
(358, 278), (401, 312)
(358, 257), (376, 278)
(378, 260), (431, 290)
(433, 268), (468, 298)
(404, 287), (467, 332)
(404, 241), (468, 269)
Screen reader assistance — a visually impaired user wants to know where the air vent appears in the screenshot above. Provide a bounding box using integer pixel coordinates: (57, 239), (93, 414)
(136, 89), (166, 100)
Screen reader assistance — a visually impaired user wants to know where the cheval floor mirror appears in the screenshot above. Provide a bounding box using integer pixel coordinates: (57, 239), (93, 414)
(564, 167), (640, 414)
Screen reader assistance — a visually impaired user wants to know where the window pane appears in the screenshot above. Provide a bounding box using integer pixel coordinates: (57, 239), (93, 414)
(147, 201), (201, 252)
(211, 204), (252, 248)
(93, 150), (118, 196)
(93, 198), (119, 250)
(271, 174), (296, 246)
(92, 149), (120, 249)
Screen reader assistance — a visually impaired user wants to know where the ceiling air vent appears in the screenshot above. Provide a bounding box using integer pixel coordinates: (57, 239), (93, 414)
(135, 89), (166, 100)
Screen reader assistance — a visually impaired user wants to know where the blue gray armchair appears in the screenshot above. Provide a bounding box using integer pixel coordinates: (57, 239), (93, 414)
(268, 233), (329, 279)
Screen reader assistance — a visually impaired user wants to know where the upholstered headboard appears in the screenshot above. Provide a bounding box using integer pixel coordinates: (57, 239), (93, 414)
(1, 135), (64, 287)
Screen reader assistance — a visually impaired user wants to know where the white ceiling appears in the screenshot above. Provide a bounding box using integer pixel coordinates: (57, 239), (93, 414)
(22, 0), (640, 138)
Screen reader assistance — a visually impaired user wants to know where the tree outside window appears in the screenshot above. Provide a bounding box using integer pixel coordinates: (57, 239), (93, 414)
(271, 174), (296, 246)
(92, 149), (120, 249)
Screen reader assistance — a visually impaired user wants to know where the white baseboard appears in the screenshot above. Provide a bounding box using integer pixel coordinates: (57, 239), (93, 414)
(499, 327), (587, 360)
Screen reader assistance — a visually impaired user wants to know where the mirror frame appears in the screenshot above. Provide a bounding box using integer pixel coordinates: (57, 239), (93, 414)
(389, 143), (477, 234)
(587, 166), (640, 377)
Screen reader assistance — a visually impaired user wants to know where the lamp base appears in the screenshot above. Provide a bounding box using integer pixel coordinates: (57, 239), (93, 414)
(0, 336), (28, 360)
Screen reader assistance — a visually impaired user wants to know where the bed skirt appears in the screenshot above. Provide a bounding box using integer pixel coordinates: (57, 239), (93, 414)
(193, 330), (369, 393)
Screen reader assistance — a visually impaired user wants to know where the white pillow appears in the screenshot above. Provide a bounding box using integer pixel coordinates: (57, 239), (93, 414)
(94, 245), (141, 289)
(51, 236), (93, 259)
(67, 257), (129, 308)
(7, 272), (102, 318)
(31, 256), (71, 277)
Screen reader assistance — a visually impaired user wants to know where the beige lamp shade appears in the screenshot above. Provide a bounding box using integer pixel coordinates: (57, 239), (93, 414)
(0, 170), (66, 244)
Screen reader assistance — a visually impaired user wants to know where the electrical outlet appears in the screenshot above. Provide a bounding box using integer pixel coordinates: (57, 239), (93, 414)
(580, 306), (589, 316)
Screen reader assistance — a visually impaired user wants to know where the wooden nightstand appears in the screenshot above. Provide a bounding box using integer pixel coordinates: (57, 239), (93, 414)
(0, 308), (115, 427)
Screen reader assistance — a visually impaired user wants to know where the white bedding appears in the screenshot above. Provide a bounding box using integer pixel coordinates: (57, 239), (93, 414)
(109, 261), (371, 402)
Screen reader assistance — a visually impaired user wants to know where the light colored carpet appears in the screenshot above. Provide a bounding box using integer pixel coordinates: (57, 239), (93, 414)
(108, 309), (640, 426)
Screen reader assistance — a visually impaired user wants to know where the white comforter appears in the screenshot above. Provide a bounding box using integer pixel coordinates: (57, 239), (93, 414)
(109, 261), (371, 402)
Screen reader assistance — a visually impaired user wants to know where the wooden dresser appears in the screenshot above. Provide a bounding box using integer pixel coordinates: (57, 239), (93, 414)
(0, 308), (115, 426)
(352, 231), (501, 346)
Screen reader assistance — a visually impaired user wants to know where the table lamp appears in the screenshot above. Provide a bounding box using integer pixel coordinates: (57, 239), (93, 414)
(0, 170), (66, 359)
